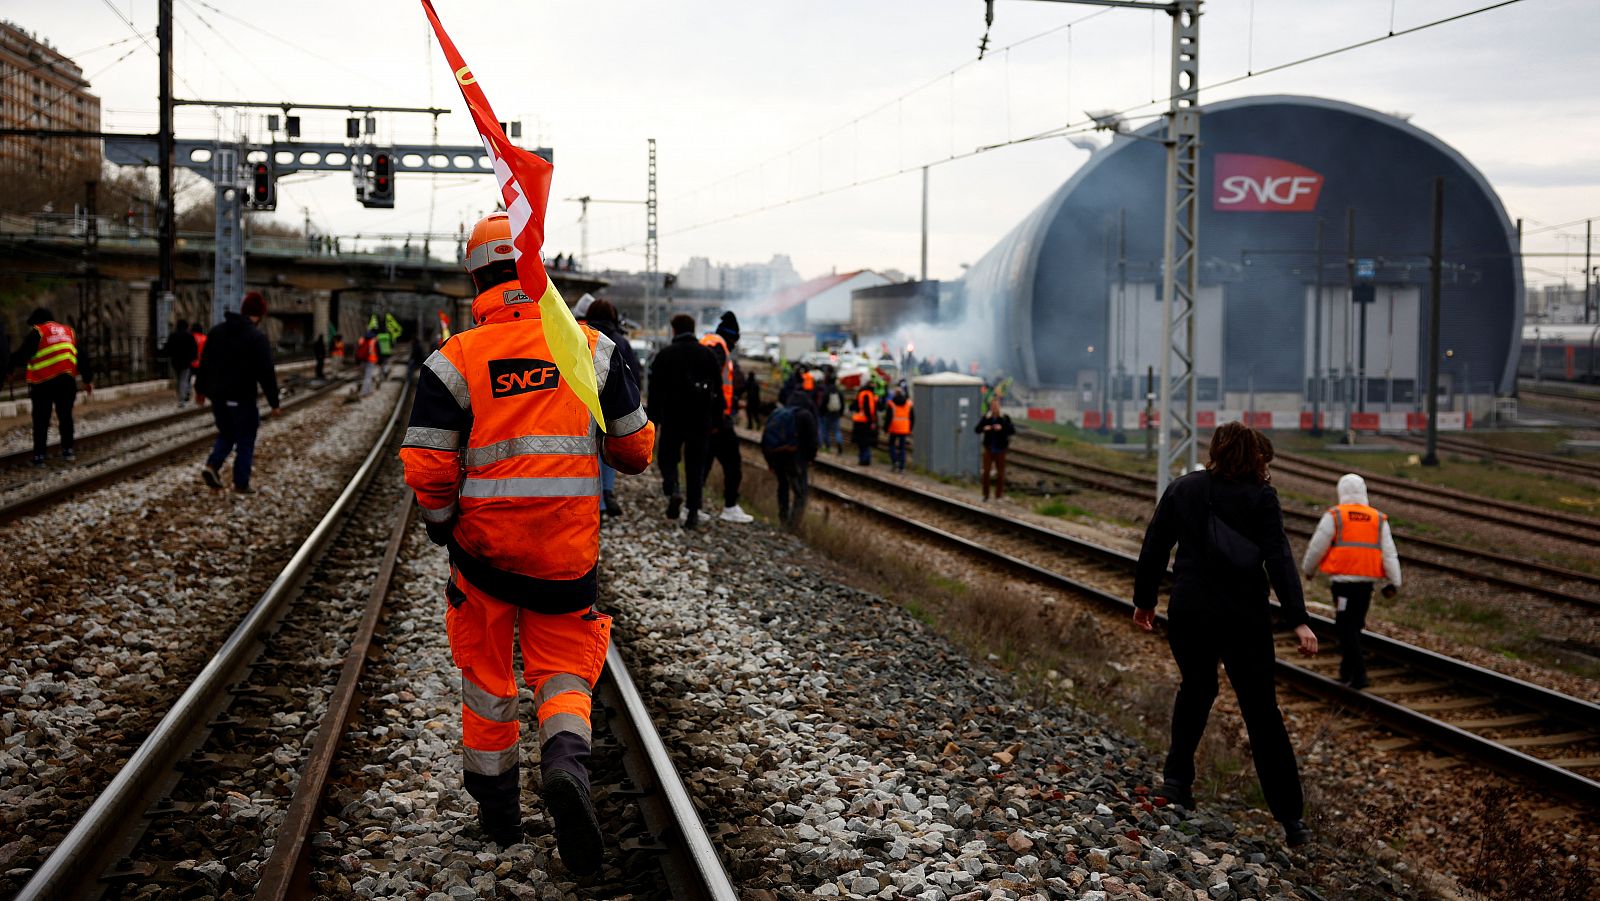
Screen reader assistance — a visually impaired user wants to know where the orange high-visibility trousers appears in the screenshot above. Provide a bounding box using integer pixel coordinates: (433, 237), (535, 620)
(444, 567), (612, 784)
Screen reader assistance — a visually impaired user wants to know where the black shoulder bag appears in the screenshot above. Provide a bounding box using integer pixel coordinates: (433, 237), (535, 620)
(1205, 473), (1264, 571)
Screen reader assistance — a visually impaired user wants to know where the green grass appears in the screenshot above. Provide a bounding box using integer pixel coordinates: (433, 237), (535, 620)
(1034, 498), (1093, 519)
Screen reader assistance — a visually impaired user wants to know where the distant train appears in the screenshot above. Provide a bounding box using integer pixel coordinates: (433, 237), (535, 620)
(1520, 324), (1600, 384)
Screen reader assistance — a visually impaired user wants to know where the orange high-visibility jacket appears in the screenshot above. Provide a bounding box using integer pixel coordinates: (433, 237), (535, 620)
(1317, 503), (1387, 579)
(801, 371), (815, 391)
(399, 279), (655, 612)
(191, 332), (206, 370)
(887, 398), (913, 435)
(26, 322), (78, 384)
(699, 333), (734, 416)
(852, 388), (877, 424)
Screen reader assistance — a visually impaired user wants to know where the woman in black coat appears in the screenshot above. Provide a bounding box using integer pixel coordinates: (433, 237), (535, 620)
(1131, 421), (1318, 847)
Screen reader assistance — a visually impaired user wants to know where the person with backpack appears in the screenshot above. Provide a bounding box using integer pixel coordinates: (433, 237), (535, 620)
(648, 314), (723, 529)
(761, 385), (818, 526)
(1130, 421), (1317, 849)
(819, 369), (844, 454)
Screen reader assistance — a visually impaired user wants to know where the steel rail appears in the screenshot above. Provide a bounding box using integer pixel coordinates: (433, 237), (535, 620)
(776, 445), (1600, 807)
(0, 361), (322, 469)
(1425, 434), (1600, 481)
(1003, 445), (1600, 609)
(15, 379), (411, 901)
(598, 642), (739, 901)
(0, 376), (351, 522)
(253, 492), (415, 901)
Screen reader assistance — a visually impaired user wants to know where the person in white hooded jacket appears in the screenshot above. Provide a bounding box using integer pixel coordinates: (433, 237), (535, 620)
(1301, 473), (1402, 689)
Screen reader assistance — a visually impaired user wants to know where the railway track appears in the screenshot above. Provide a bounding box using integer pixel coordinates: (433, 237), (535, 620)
(1392, 431), (1600, 485)
(1002, 443), (1600, 612)
(19, 378), (736, 900)
(0, 375), (351, 522)
(740, 439), (1600, 809)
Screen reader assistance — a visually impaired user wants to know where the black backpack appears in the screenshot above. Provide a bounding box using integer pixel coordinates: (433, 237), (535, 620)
(761, 406), (800, 453)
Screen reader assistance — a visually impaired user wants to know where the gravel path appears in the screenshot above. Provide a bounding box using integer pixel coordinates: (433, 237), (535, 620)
(0, 377), (401, 894)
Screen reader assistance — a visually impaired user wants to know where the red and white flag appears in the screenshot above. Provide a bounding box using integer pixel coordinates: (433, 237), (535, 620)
(420, 0), (603, 428)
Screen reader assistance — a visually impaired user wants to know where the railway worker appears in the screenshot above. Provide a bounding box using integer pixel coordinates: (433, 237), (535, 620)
(1300, 473), (1402, 690)
(649, 313), (722, 529)
(975, 396), (1015, 500)
(9, 307), (93, 467)
(699, 312), (755, 524)
(190, 322), (207, 390)
(330, 332), (345, 368)
(819, 368), (845, 454)
(357, 329), (381, 397)
(400, 213), (655, 871)
(196, 292), (281, 493)
(1131, 421), (1316, 848)
(851, 380), (878, 465)
(163, 319), (198, 407)
(885, 387), (914, 472)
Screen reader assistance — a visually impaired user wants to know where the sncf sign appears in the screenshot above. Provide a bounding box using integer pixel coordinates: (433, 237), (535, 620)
(1213, 153), (1323, 212)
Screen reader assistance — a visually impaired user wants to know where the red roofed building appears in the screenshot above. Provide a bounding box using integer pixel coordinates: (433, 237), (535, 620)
(745, 269), (890, 334)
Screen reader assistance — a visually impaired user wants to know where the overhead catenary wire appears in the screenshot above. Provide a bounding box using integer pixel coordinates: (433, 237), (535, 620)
(0, 32), (151, 84)
(588, 0), (1534, 261)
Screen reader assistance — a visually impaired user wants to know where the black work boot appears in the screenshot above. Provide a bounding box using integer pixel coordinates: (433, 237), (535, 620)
(665, 494), (681, 520)
(1283, 819), (1312, 848)
(464, 766), (523, 849)
(542, 734), (602, 876)
(603, 490), (622, 518)
(1155, 780), (1196, 810)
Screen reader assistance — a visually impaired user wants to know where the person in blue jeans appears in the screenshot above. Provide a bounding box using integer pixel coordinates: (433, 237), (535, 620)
(196, 292), (280, 493)
(582, 299), (640, 517)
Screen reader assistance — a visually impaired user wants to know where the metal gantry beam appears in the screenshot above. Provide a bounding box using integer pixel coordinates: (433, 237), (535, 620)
(105, 137), (551, 177)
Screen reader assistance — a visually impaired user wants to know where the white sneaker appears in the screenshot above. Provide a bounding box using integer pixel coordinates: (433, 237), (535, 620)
(720, 504), (754, 524)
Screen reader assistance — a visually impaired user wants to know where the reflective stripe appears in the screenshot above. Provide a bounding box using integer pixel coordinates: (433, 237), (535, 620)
(27, 345), (76, 370)
(424, 351), (471, 412)
(533, 673), (592, 711)
(606, 405), (648, 437)
(403, 426), (461, 450)
(537, 711), (592, 745)
(460, 476), (600, 498)
(418, 499), (458, 523)
(592, 331), (615, 395)
(466, 236), (515, 271)
(462, 742), (520, 776)
(463, 674), (518, 723)
(463, 434), (597, 467)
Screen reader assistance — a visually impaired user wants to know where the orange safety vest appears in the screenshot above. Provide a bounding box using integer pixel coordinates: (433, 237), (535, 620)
(25, 322), (78, 384)
(887, 398), (912, 435)
(399, 279), (656, 609)
(358, 337), (379, 363)
(852, 389), (877, 424)
(191, 332), (206, 370)
(331, 338), (345, 359)
(801, 371), (815, 391)
(1318, 503), (1387, 579)
(699, 333), (734, 415)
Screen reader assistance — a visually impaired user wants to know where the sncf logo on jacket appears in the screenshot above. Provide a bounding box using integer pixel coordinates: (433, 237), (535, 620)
(490, 358), (561, 398)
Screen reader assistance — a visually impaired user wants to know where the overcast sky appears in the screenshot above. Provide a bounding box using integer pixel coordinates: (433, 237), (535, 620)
(10, 0), (1598, 287)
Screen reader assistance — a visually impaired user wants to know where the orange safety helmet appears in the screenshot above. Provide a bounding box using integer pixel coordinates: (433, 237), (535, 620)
(465, 212), (517, 292)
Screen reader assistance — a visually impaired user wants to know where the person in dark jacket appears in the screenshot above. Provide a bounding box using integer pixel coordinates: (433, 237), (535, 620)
(196, 292), (281, 493)
(312, 333), (327, 380)
(743, 366), (762, 430)
(164, 319), (199, 406)
(647, 314), (721, 529)
(762, 388), (818, 526)
(1131, 421), (1318, 848)
(974, 397), (1014, 500)
(586, 298), (640, 517)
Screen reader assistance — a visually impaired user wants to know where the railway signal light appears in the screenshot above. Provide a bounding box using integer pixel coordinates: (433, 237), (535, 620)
(362, 149), (395, 208)
(250, 161), (276, 210)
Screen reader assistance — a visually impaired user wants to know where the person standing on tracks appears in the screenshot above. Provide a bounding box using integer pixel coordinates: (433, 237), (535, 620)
(399, 212), (655, 869)
(1299, 473), (1401, 690)
(975, 396), (1014, 500)
(648, 314), (722, 529)
(761, 381), (819, 526)
(743, 364), (763, 430)
(884, 386), (913, 473)
(312, 332), (327, 381)
(9, 307), (93, 467)
(851, 380), (878, 465)
(700, 312), (754, 524)
(357, 329), (381, 397)
(820, 368), (845, 454)
(584, 298), (641, 519)
(164, 319), (199, 407)
(1131, 421), (1317, 848)
(190, 322), (207, 396)
(196, 292), (281, 494)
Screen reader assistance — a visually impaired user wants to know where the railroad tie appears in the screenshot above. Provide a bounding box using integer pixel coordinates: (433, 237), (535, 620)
(1494, 731), (1596, 749)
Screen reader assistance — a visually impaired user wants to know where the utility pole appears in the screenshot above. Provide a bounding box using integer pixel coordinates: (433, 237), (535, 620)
(157, 0), (175, 352)
(1311, 218), (1324, 437)
(920, 166), (930, 281)
(1423, 177), (1444, 467)
(1114, 207), (1127, 443)
(1586, 219), (1593, 324)
(1344, 207), (1356, 441)
(981, 0), (1200, 499)
(645, 138), (659, 335)
(83, 180), (102, 374)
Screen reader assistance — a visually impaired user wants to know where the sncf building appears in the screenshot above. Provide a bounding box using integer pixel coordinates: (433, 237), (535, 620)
(964, 95), (1522, 424)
